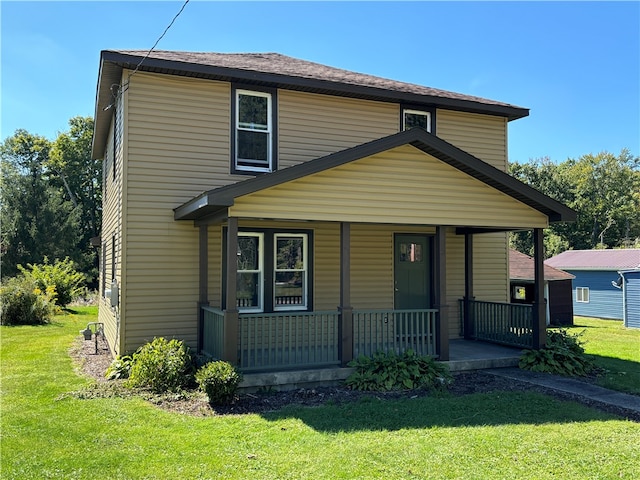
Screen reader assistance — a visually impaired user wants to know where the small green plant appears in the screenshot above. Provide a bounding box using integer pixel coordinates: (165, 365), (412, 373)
(105, 355), (133, 380)
(18, 257), (86, 307)
(0, 274), (56, 325)
(195, 361), (242, 405)
(126, 337), (195, 393)
(519, 329), (596, 377)
(346, 349), (452, 392)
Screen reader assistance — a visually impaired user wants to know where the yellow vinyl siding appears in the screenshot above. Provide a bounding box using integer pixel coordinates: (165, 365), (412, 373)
(279, 90), (399, 167)
(446, 230), (465, 338)
(230, 145), (548, 229)
(121, 72), (233, 352)
(98, 82), (125, 356)
(473, 232), (509, 303)
(351, 225), (394, 309)
(437, 110), (507, 171)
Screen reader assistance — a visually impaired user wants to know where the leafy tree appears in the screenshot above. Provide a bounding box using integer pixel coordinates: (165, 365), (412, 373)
(509, 150), (640, 256)
(1, 130), (82, 276)
(49, 117), (101, 283)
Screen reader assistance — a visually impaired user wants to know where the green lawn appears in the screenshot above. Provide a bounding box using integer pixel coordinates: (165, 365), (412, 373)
(1, 308), (639, 479)
(568, 317), (640, 395)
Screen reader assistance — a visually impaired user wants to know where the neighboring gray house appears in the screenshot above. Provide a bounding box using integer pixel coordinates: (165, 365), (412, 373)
(545, 249), (640, 321)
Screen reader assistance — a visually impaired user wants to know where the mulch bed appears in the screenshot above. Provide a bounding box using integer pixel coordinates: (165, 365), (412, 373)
(68, 333), (640, 421)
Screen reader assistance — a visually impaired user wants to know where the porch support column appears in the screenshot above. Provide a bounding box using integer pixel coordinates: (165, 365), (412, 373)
(463, 233), (474, 340)
(435, 226), (449, 361)
(197, 225), (209, 352)
(339, 222), (353, 367)
(532, 228), (546, 349)
(223, 217), (239, 365)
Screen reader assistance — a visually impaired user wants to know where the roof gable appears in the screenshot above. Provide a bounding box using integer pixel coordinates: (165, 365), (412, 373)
(546, 249), (640, 271)
(174, 128), (576, 225)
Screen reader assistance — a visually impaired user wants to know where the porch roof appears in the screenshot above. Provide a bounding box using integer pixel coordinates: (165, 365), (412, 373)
(174, 128), (576, 226)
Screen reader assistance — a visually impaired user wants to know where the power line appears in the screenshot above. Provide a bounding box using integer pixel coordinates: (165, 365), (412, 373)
(119, 0), (191, 95)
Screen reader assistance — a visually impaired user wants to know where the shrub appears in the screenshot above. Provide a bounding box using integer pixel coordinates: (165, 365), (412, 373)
(0, 275), (56, 325)
(195, 361), (243, 405)
(18, 257), (85, 306)
(519, 329), (596, 377)
(105, 355), (133, 380)
(346, 349), (452, 392)
(126, 337), (195, 393)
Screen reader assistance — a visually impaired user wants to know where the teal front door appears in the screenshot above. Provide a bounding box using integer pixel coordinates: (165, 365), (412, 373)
(394, 234), (432, 310)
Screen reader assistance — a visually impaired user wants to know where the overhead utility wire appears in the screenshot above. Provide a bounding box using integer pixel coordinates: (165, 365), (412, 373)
(107, 0), (190, 105)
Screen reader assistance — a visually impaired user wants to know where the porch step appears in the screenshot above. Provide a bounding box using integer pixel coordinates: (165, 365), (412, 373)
(443, 355), (520, 372)
(239, 367), (355, 393)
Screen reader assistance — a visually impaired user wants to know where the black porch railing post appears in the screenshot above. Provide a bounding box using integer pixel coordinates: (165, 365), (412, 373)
(197, 225), (209, 353)
(224, 217), (239, 365)
(435, 226), (449, 361)
(532, 228), (546, 349)
(463, 232), (474, 339)
(339, 222), (353, 366)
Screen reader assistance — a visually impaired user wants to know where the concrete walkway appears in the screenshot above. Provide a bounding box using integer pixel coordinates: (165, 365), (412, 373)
(485, 367), (640, 418)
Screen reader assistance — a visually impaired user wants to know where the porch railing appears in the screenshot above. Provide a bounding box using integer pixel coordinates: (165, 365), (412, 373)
(202, 306), (225, 359)
(353, 309), (438, 358)
(238, 311), (340, 372)
(460, 300), (533, 348)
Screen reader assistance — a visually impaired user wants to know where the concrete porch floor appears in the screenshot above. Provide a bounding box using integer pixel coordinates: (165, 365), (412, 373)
(445, 339), (523, 372)
(239, 339), (524, 392)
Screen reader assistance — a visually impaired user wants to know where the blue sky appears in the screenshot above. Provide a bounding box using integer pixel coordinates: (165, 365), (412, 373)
(2, 1), (638, 163)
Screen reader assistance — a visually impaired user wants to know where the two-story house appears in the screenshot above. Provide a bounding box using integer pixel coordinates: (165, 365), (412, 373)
(92, 50), (575, 375)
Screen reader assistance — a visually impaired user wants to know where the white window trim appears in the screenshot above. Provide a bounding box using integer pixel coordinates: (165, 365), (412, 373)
(273, 233), (308, 312)
(403, 108), (431, 132)
(235, 90), (273, 173)
(237, 232), (264, 313)
(576, 287), (590, 303)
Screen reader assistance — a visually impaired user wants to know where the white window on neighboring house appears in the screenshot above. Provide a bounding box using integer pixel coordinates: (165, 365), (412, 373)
(576, 287), (590, 303)
(403, 109), (432, 132)
(234, 89), (274, 173)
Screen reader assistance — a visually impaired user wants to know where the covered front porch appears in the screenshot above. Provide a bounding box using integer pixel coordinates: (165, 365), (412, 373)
(200, 296), (535, 373)
(174, 129), (575, 375)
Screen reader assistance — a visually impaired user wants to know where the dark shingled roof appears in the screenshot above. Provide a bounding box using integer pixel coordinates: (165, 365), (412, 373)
(111, 50), (523, 110)
(510, 249), (574, 281)
(92, 50), (529, 158)
(545, 249), (640, 271)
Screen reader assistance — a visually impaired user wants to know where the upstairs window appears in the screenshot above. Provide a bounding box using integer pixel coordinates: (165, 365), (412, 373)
(403, 108), (432, 132)
(233, 88), (276, 174)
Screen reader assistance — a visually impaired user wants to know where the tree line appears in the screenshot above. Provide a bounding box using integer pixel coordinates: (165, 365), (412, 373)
(1, 117), (101, 286)
(509, 150), (640, 258)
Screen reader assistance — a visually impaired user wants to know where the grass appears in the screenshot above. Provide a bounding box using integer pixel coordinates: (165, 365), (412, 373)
(1, 308), (639, 479)
(567, 317), (640, 395)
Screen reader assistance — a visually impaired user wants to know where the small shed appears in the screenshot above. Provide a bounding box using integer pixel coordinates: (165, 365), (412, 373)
(615, 269), (640, 329)
(509, 249), (575, 325)
(546, 249), (640, 320)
